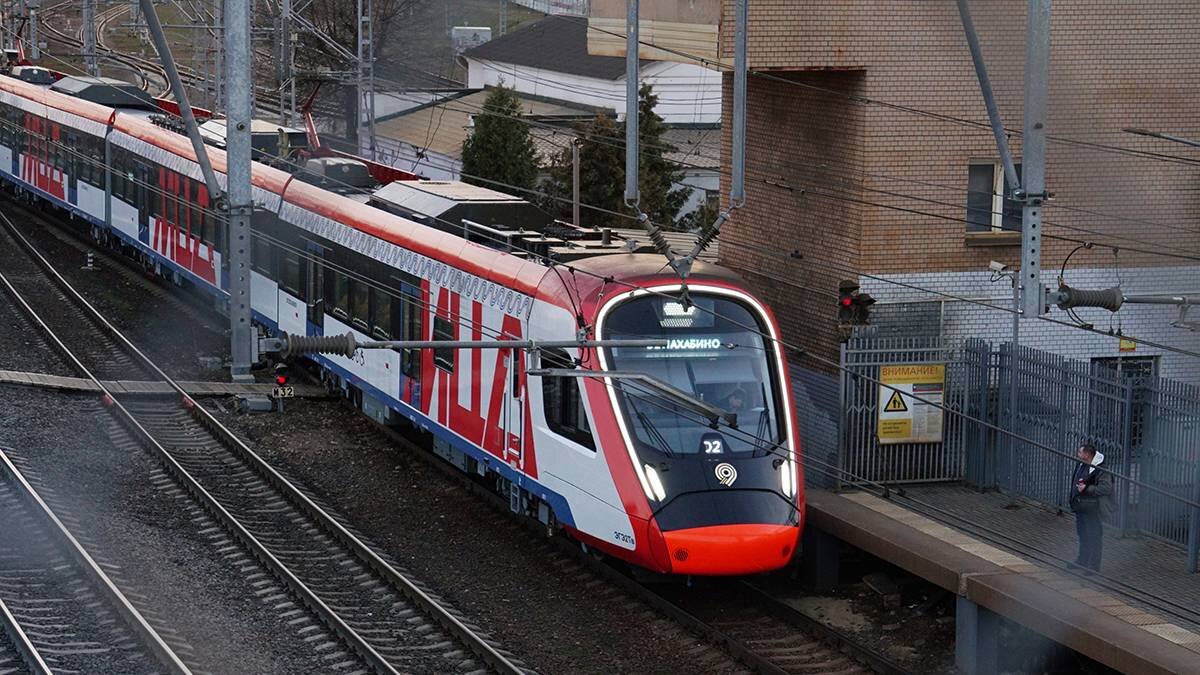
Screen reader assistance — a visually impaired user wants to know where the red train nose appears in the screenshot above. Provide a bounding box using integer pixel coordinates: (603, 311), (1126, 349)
(661, 524), (799, 575)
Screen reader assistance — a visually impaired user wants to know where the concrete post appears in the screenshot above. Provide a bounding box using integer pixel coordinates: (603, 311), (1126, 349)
(956, 596), (999, 674)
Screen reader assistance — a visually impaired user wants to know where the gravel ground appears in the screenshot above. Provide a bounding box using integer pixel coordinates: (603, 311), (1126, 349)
(0, 632), (21, 674)
(0, 386), (347, 674)
(207, 396), (745, 675)
(4, 202), (230, 382)
(0, 467), (158, 674)
(0, 291), (73, 376)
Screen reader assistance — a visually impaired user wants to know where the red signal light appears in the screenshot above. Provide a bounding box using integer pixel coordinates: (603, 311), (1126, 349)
(275, 375), (288, 386)
(840, 297), (853, 307)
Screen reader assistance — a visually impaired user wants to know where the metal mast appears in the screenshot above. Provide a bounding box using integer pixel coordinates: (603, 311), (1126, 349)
(623, 0), (639, 208)
(277, 0), (296, 126)
(81, 0), (97, 75)
(357, 0), (376, 159)
(226, 0), (255, 381)
(1020, 0), (1052, 317)
(26, 0), (38, 61)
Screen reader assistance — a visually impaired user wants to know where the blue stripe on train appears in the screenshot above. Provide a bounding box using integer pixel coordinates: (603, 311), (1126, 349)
(0, 160), (577, 529)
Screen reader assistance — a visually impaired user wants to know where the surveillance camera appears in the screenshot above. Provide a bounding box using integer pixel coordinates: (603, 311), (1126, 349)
(989, 261), (1009, 273)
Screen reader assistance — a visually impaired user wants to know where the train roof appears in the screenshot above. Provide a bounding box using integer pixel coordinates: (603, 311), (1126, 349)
(0, 73), (744, 311)
(49, 76), (156, 111)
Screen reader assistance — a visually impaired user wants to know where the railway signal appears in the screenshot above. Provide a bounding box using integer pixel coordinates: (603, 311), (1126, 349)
(838, 280), (875, 326)
(273, 362), (289, 386)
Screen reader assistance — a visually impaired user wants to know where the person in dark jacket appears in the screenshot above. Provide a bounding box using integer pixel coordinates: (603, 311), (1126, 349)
(1069, 443), (1113, 574)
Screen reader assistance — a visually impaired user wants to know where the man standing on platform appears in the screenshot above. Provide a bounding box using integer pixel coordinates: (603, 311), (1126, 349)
(1069, 442), (1112, 574)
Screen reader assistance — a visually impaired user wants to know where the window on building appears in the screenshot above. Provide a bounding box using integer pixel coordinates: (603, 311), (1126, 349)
(967, 161), (1023, 233)
(540, 348), (595, 450)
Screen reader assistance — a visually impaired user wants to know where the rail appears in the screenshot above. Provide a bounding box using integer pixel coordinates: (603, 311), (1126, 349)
(0, 448), (191, 674)
(0, 209), (527, 674)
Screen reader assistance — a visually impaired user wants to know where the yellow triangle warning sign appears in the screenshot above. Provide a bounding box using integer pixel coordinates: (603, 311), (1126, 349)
(884, 391), (908, 413)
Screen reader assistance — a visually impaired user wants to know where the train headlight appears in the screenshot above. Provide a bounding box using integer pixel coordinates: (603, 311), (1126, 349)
(644, 464), (667, 502)
(780, 459), (796, 498)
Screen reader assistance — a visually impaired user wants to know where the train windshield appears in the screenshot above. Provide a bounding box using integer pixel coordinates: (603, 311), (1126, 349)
(602, 294), (783, 456)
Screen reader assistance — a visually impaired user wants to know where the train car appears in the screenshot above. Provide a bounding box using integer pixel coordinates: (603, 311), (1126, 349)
(0, 74), (805, 576)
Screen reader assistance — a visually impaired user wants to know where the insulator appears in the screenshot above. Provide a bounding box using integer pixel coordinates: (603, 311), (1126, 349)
(282, 332), (358, 358)
(645, 222), (674, 259)
(1057, 284), (1124, 312)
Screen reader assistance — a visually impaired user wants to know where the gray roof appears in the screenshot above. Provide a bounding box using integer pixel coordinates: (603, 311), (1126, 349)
(50, 76), (156, 110)
(462, 15), (646, 81)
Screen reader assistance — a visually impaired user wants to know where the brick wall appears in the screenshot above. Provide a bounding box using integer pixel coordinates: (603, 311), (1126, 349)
(716, 0), (1200, 371)
(861, 266), (1200, 382)
(719, 71), (867, 371)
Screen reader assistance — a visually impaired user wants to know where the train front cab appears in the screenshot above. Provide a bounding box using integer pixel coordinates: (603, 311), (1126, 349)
(595, 284), (803, 576)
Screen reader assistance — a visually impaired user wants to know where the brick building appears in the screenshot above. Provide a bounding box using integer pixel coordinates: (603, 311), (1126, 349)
(712, 1), (1200, 380)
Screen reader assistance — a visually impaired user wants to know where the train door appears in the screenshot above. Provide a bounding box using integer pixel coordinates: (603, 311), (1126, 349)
(63, 129), (77, 204)
(504, 347), (525, 469)
(398, 280), (422, 405)
(134, 159), (151, 244)
(305, 242), (325, 329)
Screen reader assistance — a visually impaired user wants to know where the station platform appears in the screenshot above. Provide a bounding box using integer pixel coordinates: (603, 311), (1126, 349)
(806, 485), (1200, 674)
(0, 369), (326, 398)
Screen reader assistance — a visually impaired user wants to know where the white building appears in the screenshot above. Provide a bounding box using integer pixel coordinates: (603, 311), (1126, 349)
(462, 15), (721, 126)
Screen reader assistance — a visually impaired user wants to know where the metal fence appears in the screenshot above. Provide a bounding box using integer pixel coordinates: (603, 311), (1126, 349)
(803, 335), (1200, 571)
(838, 336), (971, 484)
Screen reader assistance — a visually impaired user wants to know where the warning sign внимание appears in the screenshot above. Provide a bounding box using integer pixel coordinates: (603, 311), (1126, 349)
(877, 364), (945, 444)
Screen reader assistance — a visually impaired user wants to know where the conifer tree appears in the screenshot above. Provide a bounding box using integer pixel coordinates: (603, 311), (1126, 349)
(461, 86), (540, 192)
(542, 84), (688, 229)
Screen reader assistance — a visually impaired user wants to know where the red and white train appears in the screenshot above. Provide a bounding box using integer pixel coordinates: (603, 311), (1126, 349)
(0, 73), (805, 575)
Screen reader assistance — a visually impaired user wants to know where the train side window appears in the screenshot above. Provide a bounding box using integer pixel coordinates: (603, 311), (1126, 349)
(150, 169), (163, 219)
(334, 272), (350, 320)
(433, 315), (454, 371)
(541, 348), (595, 450)
(350, 279), (370, 329)
(280, 250), (302, 297)
(251, 235), (273, 277)
(371, 287), (391, 339)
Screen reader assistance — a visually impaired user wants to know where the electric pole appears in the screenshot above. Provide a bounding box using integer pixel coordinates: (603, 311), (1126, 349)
(82, 0), (98, 75)
(26, 0), (39, 61)
(1020, 0), (1051, 318)
(226, 0), (255, 382)
(357, 0), (376, 160)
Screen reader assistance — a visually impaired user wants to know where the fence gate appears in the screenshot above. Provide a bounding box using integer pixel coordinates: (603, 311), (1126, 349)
(839, 336), (970, 485)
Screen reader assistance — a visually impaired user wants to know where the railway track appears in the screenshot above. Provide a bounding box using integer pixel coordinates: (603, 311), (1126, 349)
(37, 0), (337, 121)
(3, 198), (907, 674)
(0, 448), (190, 674)
(366, 410), (910, 675)
(0, 209), (530, 674)
(39, 1), (170, 94)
